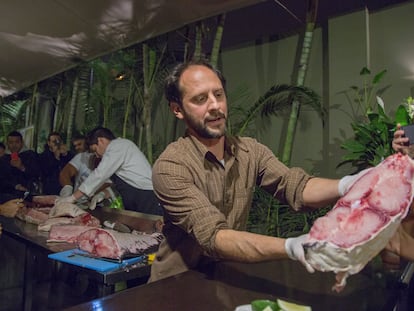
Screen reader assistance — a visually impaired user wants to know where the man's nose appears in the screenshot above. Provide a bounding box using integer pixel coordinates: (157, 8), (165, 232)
(207, 93), (219, 110)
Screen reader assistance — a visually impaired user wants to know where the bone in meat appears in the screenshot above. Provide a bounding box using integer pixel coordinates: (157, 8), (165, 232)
(77, 228), (162, 259)
(305, 153), (414, 292)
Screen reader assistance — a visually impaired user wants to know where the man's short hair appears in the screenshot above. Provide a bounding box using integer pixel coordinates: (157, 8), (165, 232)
(164, 59), (226, 106)
(86, 127), (116, 146)
(71, 134), (86, 143)
(47, 131), (62, 141)
(7, 131), (23, 140)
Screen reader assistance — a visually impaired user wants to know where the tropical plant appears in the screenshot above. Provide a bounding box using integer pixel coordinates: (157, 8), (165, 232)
(336, 68), (414, 172)
(0, 98), (28, 141)
(229, 84), (324, 137)
(338, 99), (395, 171)
(247, 187), (330, 237)
(339, 95), (413, 172)
(332, 67), (389, 123)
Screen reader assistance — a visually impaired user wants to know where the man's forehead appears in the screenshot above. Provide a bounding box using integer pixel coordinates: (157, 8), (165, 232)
(8, 136), (22, 142)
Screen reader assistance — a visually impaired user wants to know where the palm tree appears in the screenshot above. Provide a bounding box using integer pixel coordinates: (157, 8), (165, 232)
(282, 0), (319, 165)
(231, 84), (324, 137)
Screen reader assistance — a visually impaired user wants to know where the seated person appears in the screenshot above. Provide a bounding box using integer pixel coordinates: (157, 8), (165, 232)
(0, 131), (41, 196)
(71, 134), (87, 154)
(0, 142), (5, 157)
(39, 132), (73, 195)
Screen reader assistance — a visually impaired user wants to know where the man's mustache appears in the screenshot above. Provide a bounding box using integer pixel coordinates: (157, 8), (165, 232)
(206, 111), (226, 121)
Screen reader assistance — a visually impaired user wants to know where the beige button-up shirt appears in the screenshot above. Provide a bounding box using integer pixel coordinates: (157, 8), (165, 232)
(149, 133), (312, 282)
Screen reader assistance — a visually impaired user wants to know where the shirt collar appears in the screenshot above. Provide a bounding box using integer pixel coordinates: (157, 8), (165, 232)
(184, 130), (249, 160)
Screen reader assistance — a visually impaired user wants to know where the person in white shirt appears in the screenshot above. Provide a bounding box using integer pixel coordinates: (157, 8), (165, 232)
(56, 127), (162, 215)
(59, 151), (95, 194)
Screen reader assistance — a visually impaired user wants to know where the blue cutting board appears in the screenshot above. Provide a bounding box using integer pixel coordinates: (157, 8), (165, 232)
(48, 249), (146, 272)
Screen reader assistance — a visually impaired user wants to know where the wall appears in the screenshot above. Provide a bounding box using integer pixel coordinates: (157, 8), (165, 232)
(221, 1), (414, 177)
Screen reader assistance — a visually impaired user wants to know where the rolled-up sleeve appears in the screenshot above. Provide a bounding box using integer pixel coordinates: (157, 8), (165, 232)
(253, 140), (313, 211)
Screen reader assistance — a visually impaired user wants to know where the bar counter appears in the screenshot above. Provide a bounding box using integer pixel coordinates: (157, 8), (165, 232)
(64, 257), (414, 311)
(0, 211), (157, 311)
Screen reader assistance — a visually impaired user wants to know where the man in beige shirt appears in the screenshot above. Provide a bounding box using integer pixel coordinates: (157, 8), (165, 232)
(149, 60), (357, 282)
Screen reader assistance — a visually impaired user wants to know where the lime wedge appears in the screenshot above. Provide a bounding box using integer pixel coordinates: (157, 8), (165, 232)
(251, 299), (279, 311)
(277, 299), (311, 311)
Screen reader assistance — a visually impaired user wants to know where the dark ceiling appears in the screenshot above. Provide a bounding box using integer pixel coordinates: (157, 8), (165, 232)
(0, 0), (411, 97)
(221, 0), (411, 49)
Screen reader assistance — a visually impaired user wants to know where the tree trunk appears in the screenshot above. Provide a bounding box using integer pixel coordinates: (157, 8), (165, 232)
(193, 22), (203, 60)
(281, 0), (318, 165)
(142, 43), (154, 163)
(122, 75), (134, 137)
(66, 74), (79, 146)
(210, 14), (226, 67)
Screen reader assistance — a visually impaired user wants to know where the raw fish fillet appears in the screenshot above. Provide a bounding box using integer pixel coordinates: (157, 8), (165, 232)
(305, 153), (414, 292)
(48, 225), (96, 243)
(77, 228), (163, 259)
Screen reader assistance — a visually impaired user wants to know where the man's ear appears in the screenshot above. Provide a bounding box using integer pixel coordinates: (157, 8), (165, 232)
(170, 102), (184, 120)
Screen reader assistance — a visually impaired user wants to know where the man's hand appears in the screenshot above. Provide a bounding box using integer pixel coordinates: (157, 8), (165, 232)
(285, 234), (315, 273)
(0, 199), (24, 217)
(59, 185), (73, 197)
(392, 124), (409, 154)
(10, 157), (25, 171)
(89, 192), (105, 210)
(338, 167), (373, 196)
(55, 195), (76, 205)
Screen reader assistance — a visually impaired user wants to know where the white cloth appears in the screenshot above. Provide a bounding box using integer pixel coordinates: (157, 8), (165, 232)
(59, 185), (73, 197)
(78, 138), (153, 197)
(89, 191), (105, 210)
(69, 152), (94, 191)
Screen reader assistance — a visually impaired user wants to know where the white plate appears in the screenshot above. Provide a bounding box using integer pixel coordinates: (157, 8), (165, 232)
(234, 305), (252, 311)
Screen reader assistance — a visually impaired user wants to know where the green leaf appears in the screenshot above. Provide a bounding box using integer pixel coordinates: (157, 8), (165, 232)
(372, 69), (387, 84)
(395, 105), (410, 126)
(360, 67), (371, 75)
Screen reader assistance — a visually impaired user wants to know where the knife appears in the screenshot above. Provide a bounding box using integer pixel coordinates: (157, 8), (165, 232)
(103, 220), (131, 233)
(71, 251), (122, 263)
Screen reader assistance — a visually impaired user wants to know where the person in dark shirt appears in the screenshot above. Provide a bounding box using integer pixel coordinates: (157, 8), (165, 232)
(0, 142), (5, 158)
(0, 131), (41, 196)
(39, 132), (73, 195)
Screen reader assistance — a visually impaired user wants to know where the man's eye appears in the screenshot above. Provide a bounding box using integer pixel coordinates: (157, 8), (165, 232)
(195, 95), (207, 104)
(215, 91), (224, 99)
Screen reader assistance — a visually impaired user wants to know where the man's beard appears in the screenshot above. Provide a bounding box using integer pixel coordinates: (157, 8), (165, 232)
(184, 110), (226, 139)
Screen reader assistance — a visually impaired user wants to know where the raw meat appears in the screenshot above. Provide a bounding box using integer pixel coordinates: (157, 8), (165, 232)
(77, 228), (162, 259)
(16, 207), (49, 225)
(48, 225), (96, 243)
(49, 202), (87, 218)
(305, 153), (414, 292)
(31, 195), (58, 206)
(39, 213), (100, 231)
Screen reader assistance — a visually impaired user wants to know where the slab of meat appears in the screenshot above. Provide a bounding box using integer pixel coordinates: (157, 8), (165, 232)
(31, 195), (58, 206)
(305, 153), (414, 292)
(39, 213), (100, 231)
(16, 207), (49, 225)
(49, 202), (87, 218)
(48, 225), (97, 243)
(77, 228), (162, 259)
